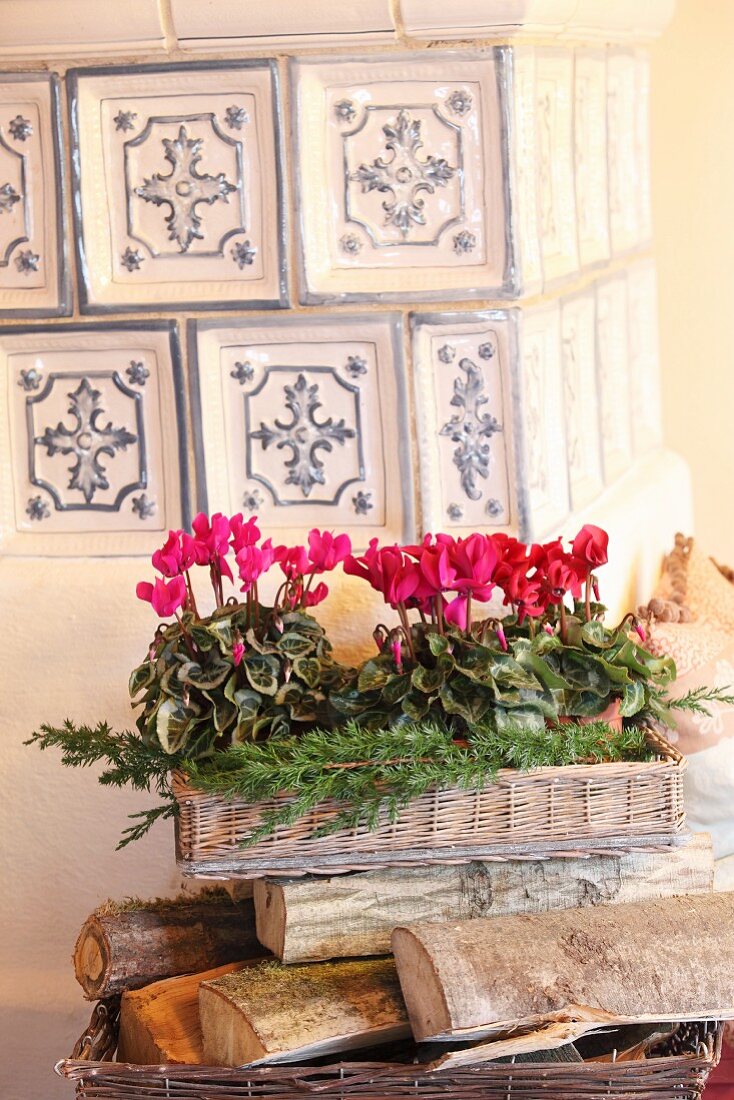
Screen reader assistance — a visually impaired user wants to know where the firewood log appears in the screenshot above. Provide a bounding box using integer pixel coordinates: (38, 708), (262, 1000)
(199, 957), (409, 1065)
(118, 962), (249, 1064)
(254, 833), (713, 962)
(74, 892), (263, 999)
(392, 893), (734, 1052)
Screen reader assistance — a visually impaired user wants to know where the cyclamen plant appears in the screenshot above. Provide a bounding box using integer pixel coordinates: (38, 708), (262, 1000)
(131, 513), (352, 755)
(333, 525), (680, 733)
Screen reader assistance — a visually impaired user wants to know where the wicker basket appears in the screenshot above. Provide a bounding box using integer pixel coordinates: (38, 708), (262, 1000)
(58, 1003), (723, 1100)
(172, 727), (686, 877)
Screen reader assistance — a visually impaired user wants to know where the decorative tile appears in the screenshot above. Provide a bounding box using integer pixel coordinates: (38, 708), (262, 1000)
(399, 0), (577, 40)
(560, 290), (604, 510)
(68, 61), (286, 313)
(172, 0), (396, 49)
(635, 50), (653, 245)
(508, 47), (543, 297)
(535, 50), (578, 285)
(574, 51), (610, 269)
(411, 312), (524, 537)
(0, 73), (69, 317)
(607, 51), (640, 256)
(595, 274), (633, 482)
(0, 0), (166, 56)
(515, 301), (570, 537)
(0, 322), (189, 556)
(189, 315), (413, 547)
(627, 259), (663, 455)
(292, 52), (518, 303)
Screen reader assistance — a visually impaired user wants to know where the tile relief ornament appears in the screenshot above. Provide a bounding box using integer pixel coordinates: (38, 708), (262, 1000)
(70, 62), (284, 310)
(411, 316), (515, 535)
(1, 324), (189, 555)
(294, 54), (508, 301)
(190, 315), (411, 544)
(0, 74), (67, 315)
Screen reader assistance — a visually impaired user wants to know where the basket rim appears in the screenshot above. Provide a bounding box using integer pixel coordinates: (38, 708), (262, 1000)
(171, 727), (684, 802)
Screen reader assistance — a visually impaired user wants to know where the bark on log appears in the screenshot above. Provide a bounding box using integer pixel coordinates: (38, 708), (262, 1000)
(199, 958), (409, 1066)
(392, 892), (734, 1046)
(74, 895), (263, 999)
(118, 962), (248, 1065)
(254, 833), (713, 962)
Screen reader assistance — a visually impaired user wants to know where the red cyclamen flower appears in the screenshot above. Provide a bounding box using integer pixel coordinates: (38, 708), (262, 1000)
(304, 581), (329, 608)
(572, 524), (609, 571)
(136, 575), (187, 618)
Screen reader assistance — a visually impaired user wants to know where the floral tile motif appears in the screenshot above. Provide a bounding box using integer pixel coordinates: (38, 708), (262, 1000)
(574, 50), (611, 269)
(68, 61), (286, 313)
(292, 52), (518, 303)
(561, 290), (604, 509)
(0, 322), (189, 555)
(515, 302), (570, 537)
(595, 273), (633, 481)
(189, 315), (413, 547)
(535, 50), (579, 285)
(0, 73), (69, 317)
(607, 50), (640, 255)
(627, 259), (663, 455)
(411, 312), (522, 536)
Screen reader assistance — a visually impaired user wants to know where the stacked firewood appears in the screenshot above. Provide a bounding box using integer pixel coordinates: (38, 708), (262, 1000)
(72, 831), (734, 1068)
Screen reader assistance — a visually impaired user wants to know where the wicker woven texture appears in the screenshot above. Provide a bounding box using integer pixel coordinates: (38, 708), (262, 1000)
(173, 728), (686, 875)
(58, 1023), (722, 1100)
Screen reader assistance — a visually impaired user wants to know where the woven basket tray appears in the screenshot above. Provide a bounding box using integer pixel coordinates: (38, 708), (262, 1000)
(172, 727), (686, 877)
(58, 1003), (722, 1100)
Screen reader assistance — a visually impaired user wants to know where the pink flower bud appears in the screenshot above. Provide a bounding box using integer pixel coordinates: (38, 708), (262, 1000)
(232, 640), (245, 667)
(391, 636), (403, 673)
(544, 623), (555, 635)
(592, 578), (600, 601)
(634, 622), (647, 643)
(496, 625), (508, 652)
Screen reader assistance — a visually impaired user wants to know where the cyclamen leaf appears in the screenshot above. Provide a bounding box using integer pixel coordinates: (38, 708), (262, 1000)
(156, 698), (199, 754)
(330, 687), (370, 716)
(427, 633), (451, 657)
(358, 658), (394, 693)
(277, 633), (316, 658)
(190, 626), (216, 652)
(401, 691), (433, 721)
(176, 658), (231, 690)
(411, 664), (445, 694)
(381, 673), (412, 705)
(619, 680), (646, 716)
(129, 662), (155, 698)
(292, 656), (323, 689)
(581, 620), (611, 648)
(243, 654), (280, 696)
(206, 618), (233, 650)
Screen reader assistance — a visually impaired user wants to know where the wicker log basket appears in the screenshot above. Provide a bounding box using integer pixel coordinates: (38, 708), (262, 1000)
(173, 726), (686, 877)
(59, 1002), (723, 1100)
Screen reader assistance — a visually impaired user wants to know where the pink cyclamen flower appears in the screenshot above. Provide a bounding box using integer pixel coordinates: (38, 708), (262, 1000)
(303, 581), (329, 608)
(232, 639), (245, 667)
(236, 538), (276, 593)
(191, 512), (234, 581)
(444, 594), (470, 631)
(307, 529), (352, 572)
(152, 530), (195, 577)
(230, 513), (261, 554)
(276, 543), (310, 580)
(136, 575), (187, 618)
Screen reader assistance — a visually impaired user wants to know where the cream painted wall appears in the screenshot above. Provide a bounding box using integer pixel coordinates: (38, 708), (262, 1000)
(652, 0), (734, 563)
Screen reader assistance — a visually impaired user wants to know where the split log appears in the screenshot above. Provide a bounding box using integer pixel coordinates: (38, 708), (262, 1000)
(392, 892), (734, 1054)
(199, 957), (409, 1065)
(254, 833), (713, 962)
(74, 892), (263, 999)
(118, 961), (249, 1064)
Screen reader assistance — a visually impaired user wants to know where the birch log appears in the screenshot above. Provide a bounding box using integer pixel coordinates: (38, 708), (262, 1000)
(199, 958), (409, 1065)
(118, 961), (249, 1065)
(254, 833), (713, 962)
(392, 892), (734, 1047)
(74, 895), (263, 999)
